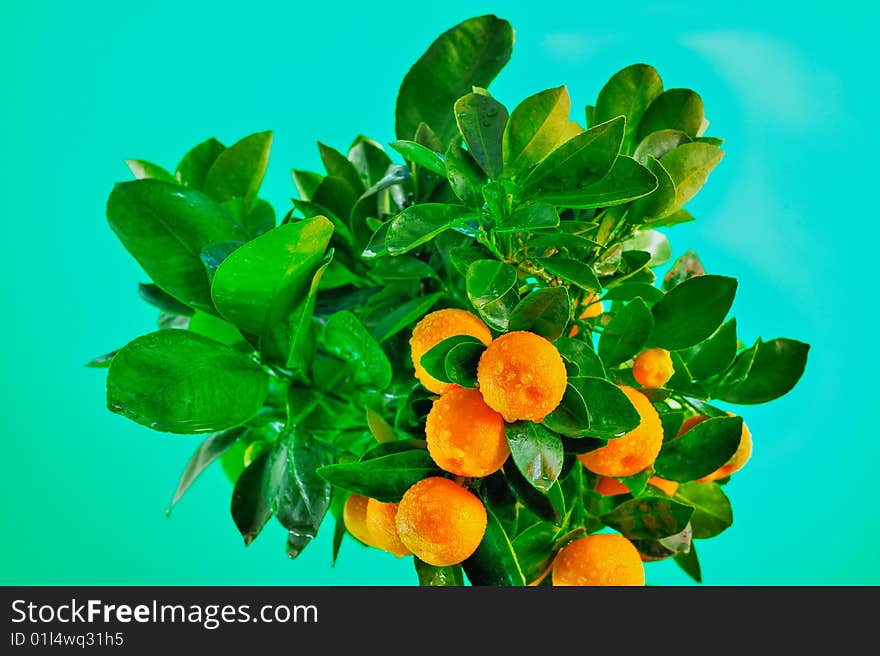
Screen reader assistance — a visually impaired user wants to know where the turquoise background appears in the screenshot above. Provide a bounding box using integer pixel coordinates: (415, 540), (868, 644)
(2, 0), (876, 585)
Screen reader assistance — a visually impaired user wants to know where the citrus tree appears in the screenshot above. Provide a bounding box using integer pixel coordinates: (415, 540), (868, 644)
(91, 14), (810, 585)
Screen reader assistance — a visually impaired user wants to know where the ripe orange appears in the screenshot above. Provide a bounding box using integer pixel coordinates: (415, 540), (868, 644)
(577, 385), (663, 477)
(395, 477), (487, 567)
(632, 348), (674, 388)
(552, 534), (645, 586)
(342, 493), (372, 546)
(409, 308), (493, 394)
(679, 413), (752, 482)
(595, 475), (679, 497)
(476, 331), (567, 422)
(364, 499), (411, 557)
(425, 386), (509, 477)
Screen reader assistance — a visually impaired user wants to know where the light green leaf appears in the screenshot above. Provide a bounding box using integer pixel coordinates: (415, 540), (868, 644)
(203, 131), (273, 208)
(502, 86), (571, 177)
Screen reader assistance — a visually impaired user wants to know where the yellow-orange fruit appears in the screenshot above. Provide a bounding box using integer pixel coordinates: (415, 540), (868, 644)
(648, 476), (679, 497)
(632, 348), (675, 388)
(409, 309), (493, 394)
(342, 494), (372, 546)
(577, 386), (663, 477)
(569, 293), (605, 336)
(678, 413), (752, 482)
(395, 477), (487, 567)
(476, 331), (567, 422)
(364, 499), (411, 557)
(595, 475), (679, 497)
(425, 386), (509, 477)
(552, 534), (645, 586)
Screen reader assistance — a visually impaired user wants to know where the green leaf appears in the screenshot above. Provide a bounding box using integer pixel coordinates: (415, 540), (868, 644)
(348, 136), (392, 188)
(495, 202), (559, 232)
(512, 522), (557, 581)
(533, 156), (657, 209)
(203, 131), (272, 209)
(593, 64), (664, 154)
(454, 91), (508, 178)
(316, 450), (441, 503)
(601, 496), (694, 539)
(554, 337), (605, 378)
(675, 481), (733, 539)
(521, 116), (624, 196)
(138, 282), (195, 316)
(126, 159), (176, 182)
(318, 142), (365, 194)
(188, 310), (245, 347)
(660, 142), (724, 208)
(365, 408), (398, 444)
(444, 341), (484, 388)
(211, 217), (334, 337)
(502, 462), (560, 523)
(505, 422), (565, 492)
(284, 252), (332, 375)
(654, 416), (743, 482)
(601, 282), (663, 305)
(414, 558), (464, 586)
(541, 383), (590, 437)
(675, 542), (702, 583)
(85, 350), (118, 368)
(312, 176), (360, 232)
(107, 330), (269, 434)
(598, 297), (653, 366)
(716, 338), (810, 404)
(508, 286), (571, 341)
(320, 311), (392, 390)
(370, 255), (437, 282)
(169, 427), (246, 509)
(389, 140), (447, 176)
(107, 180), (250, 312)
(638, 89), (705, 141)
(449, 245), (493, 276)
(176, 137), (226, 189)
(466, 259), (518, 308)
(231, 448), (286, 545)
(649, 274), (737, 350)
(445, 143), (486, 207)
(385, 203), (479, 255)
(682, 318), (738, 380)
(663, 250), (705, 291)
(462, 507), (526, 586)
(246, 199), (276, 237)
(419, 335), (485, 385)
(536, 257), (600, 292)
(371, 292), (443, 343)
(633, 129), (691, 165)
(568, 377), (640, 438)
(645, 208), (695, 228)
(627, 156), (677, 223)
(292, 169), (324, 201)
(622, 229), (672, 267)
(200, 241), (242, 283)
(395, 15), (513, 145)
(502, 86), (571, 177)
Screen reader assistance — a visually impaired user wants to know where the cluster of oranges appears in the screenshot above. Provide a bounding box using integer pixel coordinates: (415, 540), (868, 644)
(342, 306), (753, 585)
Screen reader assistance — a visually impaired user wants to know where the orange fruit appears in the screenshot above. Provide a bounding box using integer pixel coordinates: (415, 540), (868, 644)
(395, 477), (487, 567)
(595, 475), (679, 497)
(632, 348), (674, 388)
(577, 385), (663, 477)
(648, 476), (679, 497)
(409, 309), (493, 394)
(425, 386), (509, 477)
(364, 499), (411, 557)
(342, 494), (373, 545)
(476, 331), (567, 422)
(552, 534), (645, 586)
(569, 293), (604, 336)
(678, 413), (752, 482)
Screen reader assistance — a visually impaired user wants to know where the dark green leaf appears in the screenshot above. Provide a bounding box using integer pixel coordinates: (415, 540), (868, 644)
(138, 282), (194, 316)
(569, 377), (640, 438)
(536, 257), (600, 292)
(601, 496), (694, 539)
(502, 86), (571, 177)
(385, 203), (479, 254)
(466, 259), (518, 307)
(632, 523), (693, 561)
(663, 250), (705, 291)
(348, 136), (392, 188)
(503, 462), (560, 523)
(463, 507), (526, 586)
(675, 481), (733, 539)
(542, 383), (590, 437)
(200, 241), (242, 283)
(638, 89), (705, 141)
(389, 140), (447, 176)
(396, 15), (513, 145)
(598, 297), (653, 366)
(414, 558), (464, 586)
(246, 199), (276, 237)
(716, 338), (809, 404)
(169, 427), (247, 509)
(318, 142), (365, 194)
(505, 422), (565, 492)
(316, 450), (441, 503)
(454, 91), (508, 178)
(666, 351), (706, 397)
(495, 202), (559, 233)
(85, 350), (118, 368)
(654, 416), (743, 482)
(512, 522), (557, 582)
(360, 439), (428, 461)
(601, 282), (663, 305)
(320, 311), (392, 390)
(683, 318), (738, 380)
(649, 274), (737, 350)
(292, 169), (324, 201)
(231, 448), (286, 545)
(660, 142), (724, 208)
(126, 159), (176, 182)
(284, 253), (332, 375)
(419, 335), (485, 385)
(445, 143), (486, 207)
(508, 286), (571, 341)
(107, 330), (268, 434)
(371, 292), (443, 343)
(449, 245), (493, 276)
(658, 409), (685, 442)
(554, 337), (605, 378)
(533, 156), (657, 209)
(445, 341), (484, 388)
(594, 64), (664, 154)
(312, 177), (360, 232)
(633, 129), (691, 165)
(675, 542), (702, 583)
(370, 255), (438, 281)
(203, 131), (272, 209)
(107, 180), (250, 312)
(176, 137), (225, 189)
(627, 156), (677, 222)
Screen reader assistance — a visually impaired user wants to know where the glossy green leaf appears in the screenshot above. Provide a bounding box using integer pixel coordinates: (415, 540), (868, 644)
(594, 64), (664, 154)
(107, 330), (269, 434)
(633, 129), (691, 165)
(347, 136), (392, 188)
(663, 250), (705, 291)
(389, 140), (447, 176)
(126, 159), (176, 182)
(454, 91), (508, 178)
(466, 259), (518, 308)
(312, 176), (360, 229)
(598, 297), (653, 366)
(654, 416), (743, 482)
(508, 286), (571, 341)
(554, 337), (605, 378)
(200, 241), (242, 283)
(646, 208), (695, 228)
(231, 448), (286, 545)
(365, 408), (397, 444)
(395, 15), (513, 144)
(502, 462), (560, 523)
(536, 257), (600, 292)
(385, 203), (478, 255)
(85, 350), (118, 368)
(188, 311), (245, 347)
(601, 496), (694, 539)
(682, 318), (738, 380)
(638, 89), (705, 140)
(601, 282), (664, 305)
(372, 292), (443, 343)
(320, 311), (392, 390)
(176, 137), (226, 189)
(370, 255), (437, 282)
(444, 341), (484, 388)
(534, 156), (657, 209)
(675, 481), (733, 539)
(649, 274), (736, 350)
(445, 143), (486, 207)
(568, 377), (640, 438)
(512, 522), (557, 581)
(542, 383), (590, 437)
(660, 142), (724, 208)
(505, 422), (564, 492)
(284, 252), (332, 375)
(292, 169), (324, 201)
(360, 439), (428, 461)
(627, 156), (676, 223)
(495, 202), (559, 233)
(419, 335), (485, 385)
(211, 217), (334, 337)
(169, 427), (247, 509)
(203, 131), (272, 208)
(521, 116), (624, 196)
(316, 450), (441, 503)
(716, 338), (810, 404)
(107, 180), (250, 312)
(462, 507), (526, 586)
(414, 558), (465, 586)
(502, 86), (571, 177)
(138, 282), (195, 316)
(318, 141), (365, 194)
(622, 229), (672, 267)
(675, 541), (702, 583)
